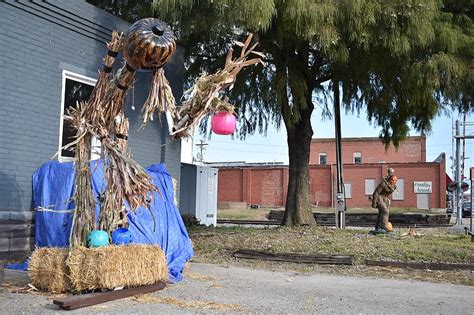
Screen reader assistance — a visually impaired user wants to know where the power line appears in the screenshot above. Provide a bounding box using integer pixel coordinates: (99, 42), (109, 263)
(212, 139), (454, 148)
(211, 140), (287, 147)
(208, 147), (288, 156)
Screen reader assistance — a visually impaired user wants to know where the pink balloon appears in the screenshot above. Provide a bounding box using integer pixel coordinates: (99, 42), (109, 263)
(211, 112), (237, 135)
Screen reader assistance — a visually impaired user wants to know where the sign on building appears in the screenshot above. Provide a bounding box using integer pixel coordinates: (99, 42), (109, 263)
(413, 181), (432, 193)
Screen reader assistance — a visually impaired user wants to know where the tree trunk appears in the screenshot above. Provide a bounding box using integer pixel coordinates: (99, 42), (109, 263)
(282, 104), (316, 226)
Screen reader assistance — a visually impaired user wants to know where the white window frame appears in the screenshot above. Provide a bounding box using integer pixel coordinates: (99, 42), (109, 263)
(58, 70), (98, 162)
(319, 153), (327, 165)
(392, 178), (405, 200)
(353, 151), (362, 164)
(365, 178), (376, 195)
(344, 183), (352, 198)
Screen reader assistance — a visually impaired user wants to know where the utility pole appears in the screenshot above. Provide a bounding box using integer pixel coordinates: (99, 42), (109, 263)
(462, 112), (467, 182)
(333, 80), (345, 229)
(451, 118), (455, 211)
(195, 140), (208, 164)
(455, 120), (463, 225)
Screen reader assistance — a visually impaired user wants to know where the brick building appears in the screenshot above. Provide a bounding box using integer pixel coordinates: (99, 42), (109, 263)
(215, 136), (448, 210)
(310, 136), (426, 165)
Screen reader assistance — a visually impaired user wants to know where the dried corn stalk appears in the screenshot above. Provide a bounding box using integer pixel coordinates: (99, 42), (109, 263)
(171, 33), (264, 138)
(142, 67), (176, 126)
(114, 111), (130, 153)
(83, 31), (124, 126)
(98, 135), (157, 211)
(65, 31), (158, 247)
(98, 64), (135, 133)
(63, 33), (125, 247)
(64, 103), (96, 248)
(98, 111), (130, 232)
(63, 29), (263, 248)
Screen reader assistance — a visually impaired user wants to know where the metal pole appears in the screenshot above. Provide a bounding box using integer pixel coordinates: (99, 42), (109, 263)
(451, 118), (455, 212)
(333, 80), (345, 228)
(462, 113), (467, 182)
(455, 120), (463, 225)
(470, 167), (473, 233)
(452, 118), (455, 181)
(470, 171), (473, 232)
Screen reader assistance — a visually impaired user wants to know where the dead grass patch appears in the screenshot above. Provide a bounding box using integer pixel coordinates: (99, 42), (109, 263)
(184, 271), (217, 282)
(132, 294), (241, 311)
(188, 225), (474, 286)
(217, 208), (270, 220)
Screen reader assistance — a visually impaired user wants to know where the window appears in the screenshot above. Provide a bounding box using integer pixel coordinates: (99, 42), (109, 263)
(392, 178), (405, 200)
(344, 183), (352, 198)
(365, 179), (376, 195)
(353, 152), (362, 164)
(59, 71), (99, 161)
(319, 153), (327, 165)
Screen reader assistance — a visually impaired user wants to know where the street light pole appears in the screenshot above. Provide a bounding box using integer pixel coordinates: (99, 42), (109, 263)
(470, 167), (473, 233)
(455, 120), (463, 225)
(333, 80), (345, 228)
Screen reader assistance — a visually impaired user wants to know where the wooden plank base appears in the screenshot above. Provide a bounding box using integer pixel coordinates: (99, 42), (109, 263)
(53, 281), (166, 310)
(234, 249), (354, 265)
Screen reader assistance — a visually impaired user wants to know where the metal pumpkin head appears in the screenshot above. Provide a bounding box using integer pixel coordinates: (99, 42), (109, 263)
(123, 18), (176, 70)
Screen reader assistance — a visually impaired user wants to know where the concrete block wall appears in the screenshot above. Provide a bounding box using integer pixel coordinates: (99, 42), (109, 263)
(0, 0), (182, 260)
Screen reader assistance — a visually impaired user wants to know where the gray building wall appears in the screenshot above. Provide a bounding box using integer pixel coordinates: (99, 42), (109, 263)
(0, 0), (182, 259)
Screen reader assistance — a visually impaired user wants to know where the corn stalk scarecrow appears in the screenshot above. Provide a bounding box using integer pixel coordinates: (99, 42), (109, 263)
(64, 18), (263, 247)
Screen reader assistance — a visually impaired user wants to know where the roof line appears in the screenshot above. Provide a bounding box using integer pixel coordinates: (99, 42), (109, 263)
(311, 136), (426, 142)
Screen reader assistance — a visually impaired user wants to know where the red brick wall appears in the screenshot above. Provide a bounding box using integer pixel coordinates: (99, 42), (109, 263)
(250, 169), (284, 206)
(341, 163), (445, 209)
(217, 160), (446, 209)
(310, 136), (426, 165)
(218, 169), (243, 202)
(343, 164), (382, 207)
(310, 166), (332, 207)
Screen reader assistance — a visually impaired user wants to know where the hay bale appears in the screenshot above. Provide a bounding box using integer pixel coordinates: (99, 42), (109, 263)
(28, 248), (70, 293)
(67, 245), (168, 292)
(66, 246), (101, 292)
(28, 245), (167, 293)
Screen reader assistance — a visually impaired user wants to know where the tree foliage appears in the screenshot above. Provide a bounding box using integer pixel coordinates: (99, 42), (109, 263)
(90, 0), (472, 140)
(89, 0), (473, 225)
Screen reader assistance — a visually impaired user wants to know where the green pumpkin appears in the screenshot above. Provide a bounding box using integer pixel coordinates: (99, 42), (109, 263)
(123, 18), (176, 70)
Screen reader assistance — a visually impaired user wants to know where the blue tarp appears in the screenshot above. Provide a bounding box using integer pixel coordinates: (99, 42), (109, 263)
(8, 160), (194, 282)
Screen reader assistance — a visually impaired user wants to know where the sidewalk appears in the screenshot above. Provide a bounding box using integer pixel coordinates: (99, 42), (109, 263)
(1, 262), (473, 314)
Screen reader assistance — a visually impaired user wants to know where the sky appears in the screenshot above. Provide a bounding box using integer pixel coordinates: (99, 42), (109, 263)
(194, 106), (474, 180)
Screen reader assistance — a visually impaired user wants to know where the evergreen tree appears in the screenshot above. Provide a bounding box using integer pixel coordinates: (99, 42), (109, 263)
(90, 0), (473, 226)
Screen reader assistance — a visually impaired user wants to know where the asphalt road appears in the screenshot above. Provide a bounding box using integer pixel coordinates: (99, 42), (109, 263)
(1, 263), (473, 314)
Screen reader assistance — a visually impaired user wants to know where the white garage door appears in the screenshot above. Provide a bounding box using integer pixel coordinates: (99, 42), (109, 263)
(416, 193), (430, 209)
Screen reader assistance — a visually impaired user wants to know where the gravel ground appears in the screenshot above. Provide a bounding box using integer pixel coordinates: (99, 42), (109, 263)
(1, 263), (473, 314)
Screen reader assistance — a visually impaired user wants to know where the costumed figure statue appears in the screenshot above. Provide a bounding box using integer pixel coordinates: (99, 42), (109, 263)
(370, 168), (397, 234)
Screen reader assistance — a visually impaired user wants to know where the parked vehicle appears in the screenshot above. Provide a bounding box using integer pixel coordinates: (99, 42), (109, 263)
(462, 202), (472, 218)
(447, 202), (472, 218)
